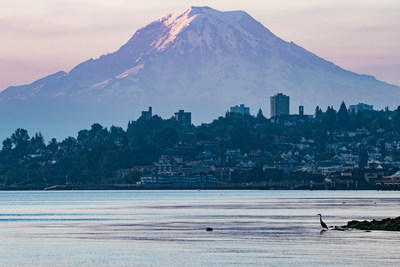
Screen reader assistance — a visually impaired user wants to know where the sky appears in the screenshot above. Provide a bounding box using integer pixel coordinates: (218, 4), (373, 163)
(1, 0), (399, 91)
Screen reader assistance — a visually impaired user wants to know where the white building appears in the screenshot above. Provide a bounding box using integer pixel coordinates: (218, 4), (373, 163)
(349, 103), (373, 113)
(230, 104), (250, 115)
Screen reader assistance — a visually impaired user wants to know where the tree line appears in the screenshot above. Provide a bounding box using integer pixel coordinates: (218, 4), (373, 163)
(1, 103), (400, 187)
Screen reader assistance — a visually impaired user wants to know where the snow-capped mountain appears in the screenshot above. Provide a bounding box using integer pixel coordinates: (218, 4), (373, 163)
(0, 6), (399, 139)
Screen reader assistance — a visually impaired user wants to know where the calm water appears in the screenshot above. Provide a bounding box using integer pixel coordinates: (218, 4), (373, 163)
(0, 190), (399, 266)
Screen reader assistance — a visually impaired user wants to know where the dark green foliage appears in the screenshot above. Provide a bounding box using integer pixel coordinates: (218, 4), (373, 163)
(359, 148), (369, 169)
(323, 106), (336, 130)
(154, 128), (179, 147)
(337, 101), (350, 129)
(1, 104), (400, 187)
(2, 138), (12, 151)
(315, 106), (323, 117)
(393, 106), (400, 131)
(256, 108), (266, 121)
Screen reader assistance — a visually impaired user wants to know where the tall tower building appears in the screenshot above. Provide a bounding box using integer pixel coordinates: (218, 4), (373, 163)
(270, 93), (290, 118)
(299, 105), (304, 116)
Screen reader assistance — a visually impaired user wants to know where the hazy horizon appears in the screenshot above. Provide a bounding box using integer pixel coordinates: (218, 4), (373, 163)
(1, 0), (400, 91)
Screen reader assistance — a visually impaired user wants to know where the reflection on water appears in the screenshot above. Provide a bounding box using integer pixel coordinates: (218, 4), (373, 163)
(0, 190), (400, 266)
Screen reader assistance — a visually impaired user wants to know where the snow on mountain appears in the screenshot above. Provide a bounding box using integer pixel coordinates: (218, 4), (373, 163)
(0, 6), (399, 139)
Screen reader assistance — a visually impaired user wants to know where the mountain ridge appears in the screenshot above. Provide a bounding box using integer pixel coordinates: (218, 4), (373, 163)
(0, 6), (399, 140)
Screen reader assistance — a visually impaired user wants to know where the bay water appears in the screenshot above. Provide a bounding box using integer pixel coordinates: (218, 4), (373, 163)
(0, 190), (399, 266)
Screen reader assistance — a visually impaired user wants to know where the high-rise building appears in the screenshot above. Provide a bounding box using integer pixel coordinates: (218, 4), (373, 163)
(270, 93), (289, 118)
(349, 103), (373, 113)
(230, 104), (250, 115)
(299, 105), (304, 116)
(175, 110), (192, 127)
(141, 106), (152, 120)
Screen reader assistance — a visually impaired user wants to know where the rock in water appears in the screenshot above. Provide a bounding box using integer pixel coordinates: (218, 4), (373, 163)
(337, 217), (400, 231)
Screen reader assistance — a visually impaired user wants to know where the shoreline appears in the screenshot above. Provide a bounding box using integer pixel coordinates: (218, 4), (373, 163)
(0, 184), (387, 191)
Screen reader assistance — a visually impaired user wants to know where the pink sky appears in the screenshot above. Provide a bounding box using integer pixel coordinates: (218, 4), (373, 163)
(1, 0), (399, 90)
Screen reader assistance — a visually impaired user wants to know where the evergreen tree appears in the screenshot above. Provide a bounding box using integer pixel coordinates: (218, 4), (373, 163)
(30, 133), (46, 151)
(337, 101), (350, 129)
(257, 108), (266, 120)
(315, 106), (323, 117)
(323, 106), (336, 130)
(2, 138), (12, 151)
(354, 111), (364, 129)
(47, 138), (58, 153)
(77, 129), (90, 144)
(61, 137), (77, 152)
(11, 128), (30, 155)
(393, 106), (400, 132)
(11, 128), (30, 149)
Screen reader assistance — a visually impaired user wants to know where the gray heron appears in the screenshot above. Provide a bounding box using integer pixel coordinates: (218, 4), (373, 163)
(317, 213), (328, 230)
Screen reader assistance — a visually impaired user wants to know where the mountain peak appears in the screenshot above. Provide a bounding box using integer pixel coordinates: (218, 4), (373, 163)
(188, 6), (216, 13)
(149, 6), (269, 52)
(1, 6), (399, 140)
(180, 6), (250, 21)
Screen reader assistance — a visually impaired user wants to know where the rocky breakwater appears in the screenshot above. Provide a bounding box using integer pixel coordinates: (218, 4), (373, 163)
(334, 217), (400, 231)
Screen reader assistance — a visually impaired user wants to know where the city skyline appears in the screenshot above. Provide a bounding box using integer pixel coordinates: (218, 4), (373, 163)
(142, 96), (377, 121)
(1, 0), (400, 91)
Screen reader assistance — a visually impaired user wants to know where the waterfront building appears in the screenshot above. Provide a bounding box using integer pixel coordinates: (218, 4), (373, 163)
(154, 156), (173, 176)
(140, 175), (217, 186)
